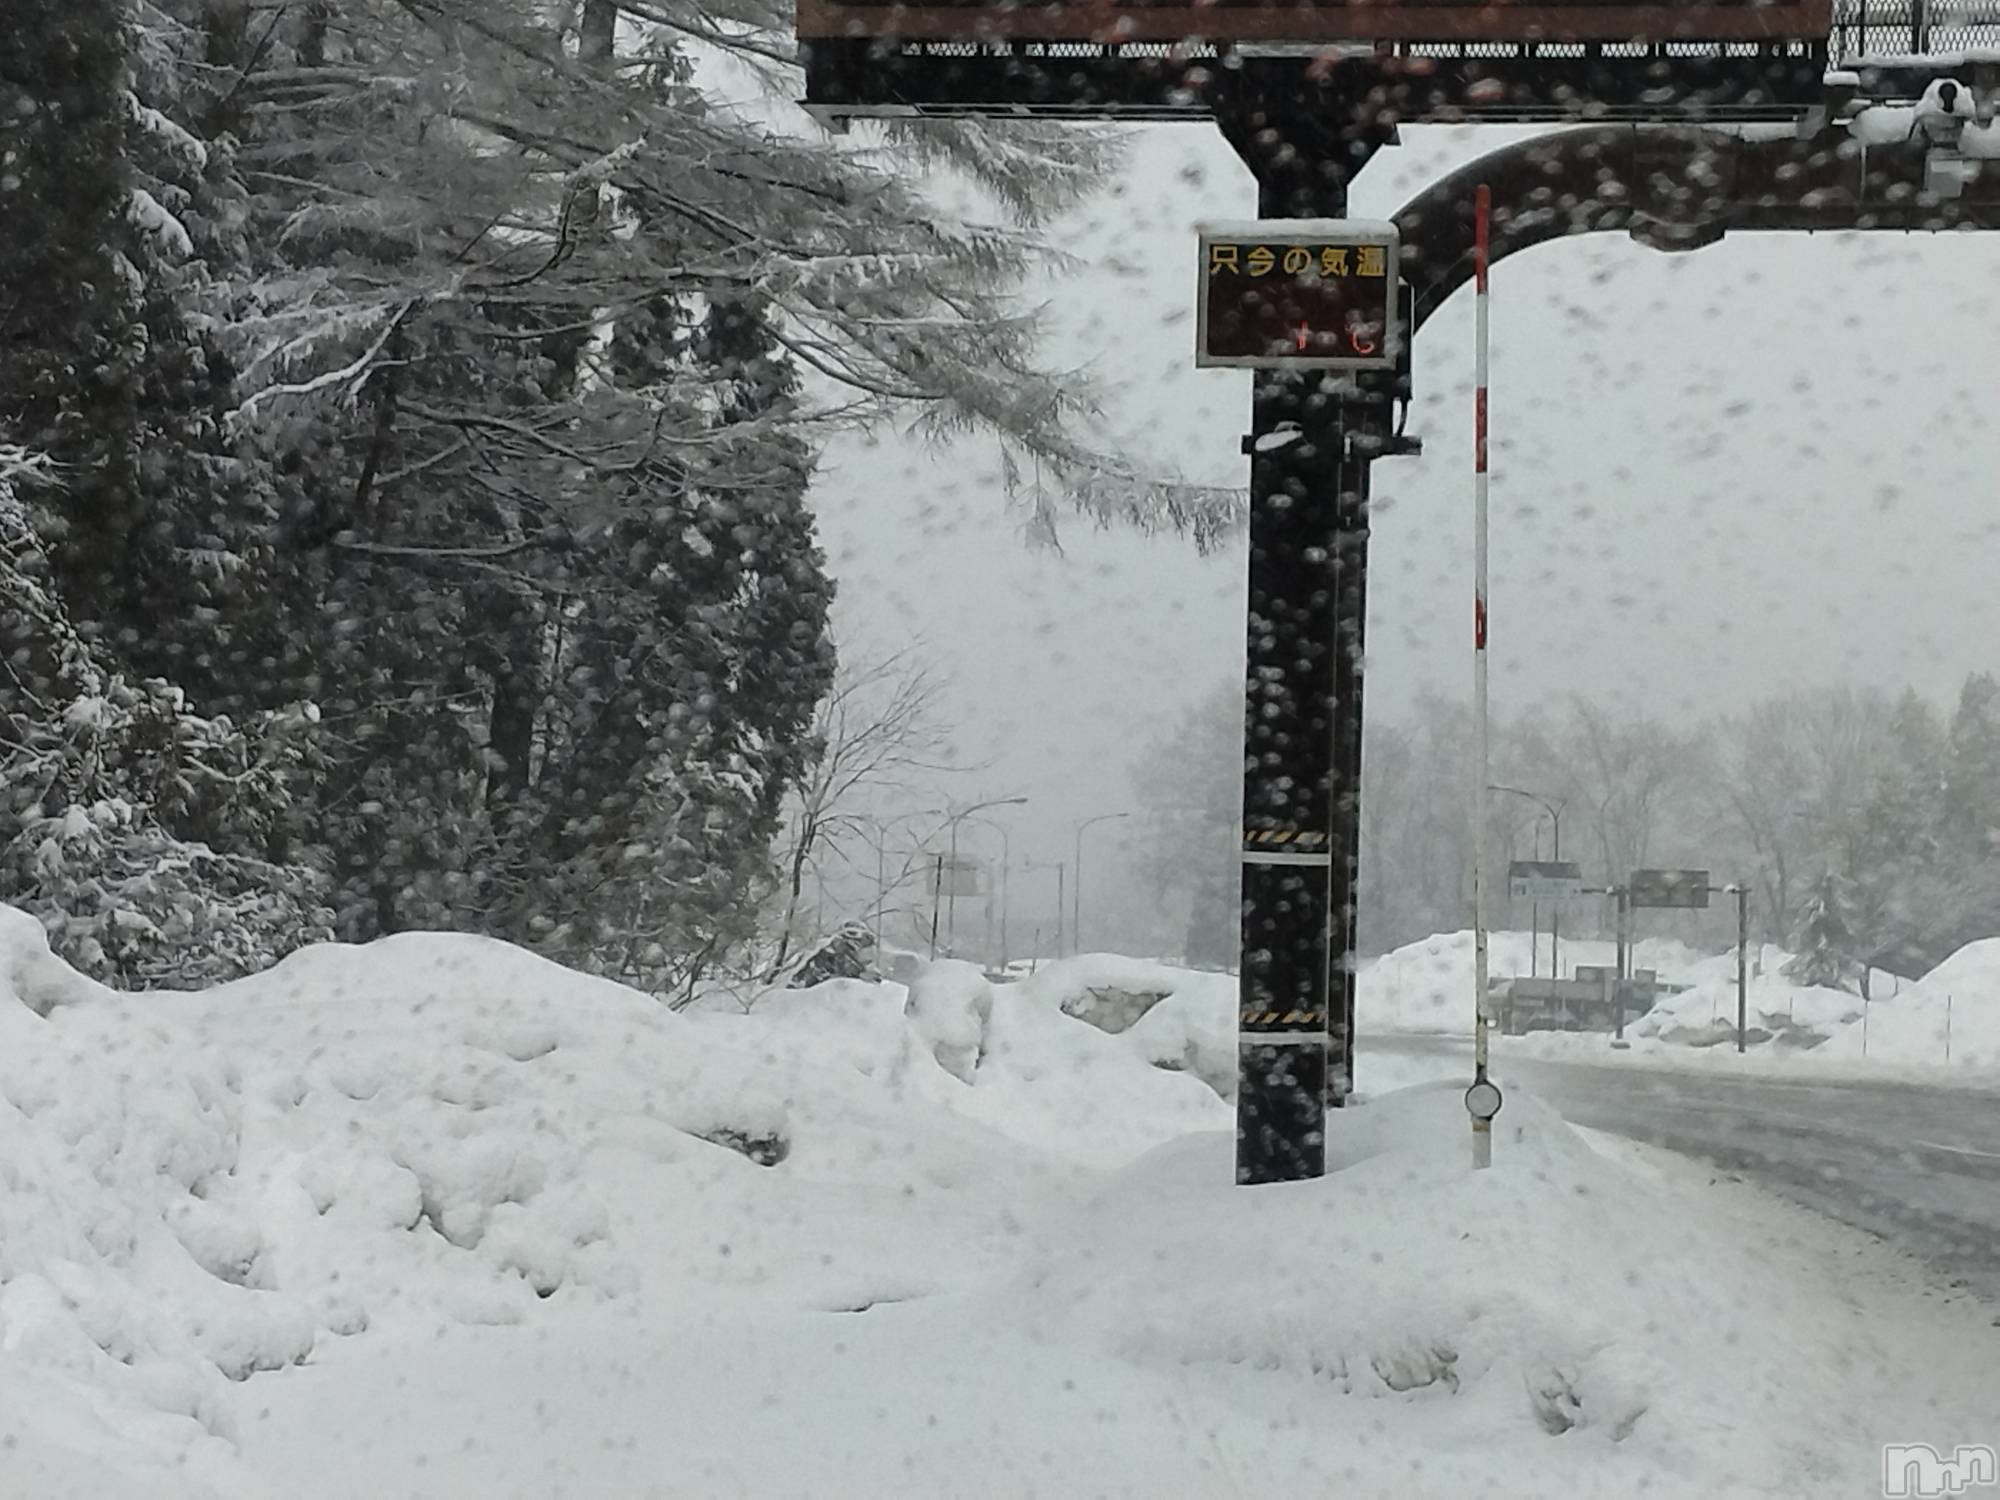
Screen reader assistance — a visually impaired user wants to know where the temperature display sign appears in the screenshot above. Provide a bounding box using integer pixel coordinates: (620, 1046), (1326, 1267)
(1196, 221), (1399, 371)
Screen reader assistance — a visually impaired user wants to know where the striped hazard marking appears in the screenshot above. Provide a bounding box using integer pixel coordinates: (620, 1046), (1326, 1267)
(1240, 1010), (1328, 1028)
(1241, 828), (1330, 847)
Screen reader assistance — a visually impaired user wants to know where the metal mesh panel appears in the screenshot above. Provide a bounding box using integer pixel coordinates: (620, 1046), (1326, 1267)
(1829, 0), (2000, 60)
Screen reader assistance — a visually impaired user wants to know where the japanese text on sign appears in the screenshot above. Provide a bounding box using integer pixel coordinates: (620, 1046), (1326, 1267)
(1196, 222), (1398, 370)
(1206, 242), (1388, 279)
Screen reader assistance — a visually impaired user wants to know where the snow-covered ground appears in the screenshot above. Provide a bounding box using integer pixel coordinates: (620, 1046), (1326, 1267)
(1356, 927), (1718, 1036)
(3, 907), (1996, 1498)
(1345, 926), (1999, 1084)
(1818, 936), (2000, 1068)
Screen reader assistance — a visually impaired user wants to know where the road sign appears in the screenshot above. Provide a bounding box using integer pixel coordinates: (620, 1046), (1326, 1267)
(1627, 868), (1711, 909)
(936, 854), (982, 898)
(1197, 221), (1399, 370)
(1508, 860), (1584, 903)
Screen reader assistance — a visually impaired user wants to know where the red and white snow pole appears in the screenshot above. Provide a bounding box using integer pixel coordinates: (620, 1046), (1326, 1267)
(1471, 184), (1494, 1170)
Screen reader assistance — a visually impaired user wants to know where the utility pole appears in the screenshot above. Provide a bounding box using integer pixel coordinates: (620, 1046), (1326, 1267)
(1072, 811), (1130, 957)
(1025, 859), (1067, 959)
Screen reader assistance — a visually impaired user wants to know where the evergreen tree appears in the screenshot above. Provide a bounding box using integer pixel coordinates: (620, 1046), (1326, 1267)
(0, 450), (331, 984)
(1940, 673), (2000, 863)
(1785, 873), (1855, 992)
(1841, 689), (1953, 982)
(2, 0), (1223, 990)
(1, 3), (322, 981)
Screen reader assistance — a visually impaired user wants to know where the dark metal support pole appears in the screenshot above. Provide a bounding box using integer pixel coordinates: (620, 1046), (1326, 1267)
(1222, 93), (1360, 1183)
(1216, 73), (1396, 1183)
(1233, 358), (1341, 1182)
(1330, 438), (1370, 1106)
(1736, 882), (1749, 1054)
(928, 854), (942, 960)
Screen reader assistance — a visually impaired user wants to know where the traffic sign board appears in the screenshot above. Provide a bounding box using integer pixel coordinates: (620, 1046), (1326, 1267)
(1508, 860), (1584, 903)
(1196, 220), (1398, 370)
(935, 853), (982, 898)
(1627, 868), (1710, 909)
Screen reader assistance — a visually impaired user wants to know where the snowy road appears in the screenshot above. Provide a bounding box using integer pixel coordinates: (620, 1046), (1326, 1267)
(1376, 1034), (2000, 1307)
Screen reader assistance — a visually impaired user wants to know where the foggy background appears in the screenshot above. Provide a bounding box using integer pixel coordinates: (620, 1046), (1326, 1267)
(808, 121), (2000, 960)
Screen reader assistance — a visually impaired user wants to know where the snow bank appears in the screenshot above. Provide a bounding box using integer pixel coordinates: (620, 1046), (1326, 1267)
(1001, 1084), (1885, 1494)
(1820, 938), (2000, 1067)
(0, 903), (115, 1015)
(1357, 928), (1712, 1035)
(1009, 951), (1220, 1030)
(1007, 952), (1238, 1097)
(1630, 968), (1859, 1047)
(3, 909), (1982, 1496)
(903, 957), (993, 1081)
(0, 913), (1235, 1489)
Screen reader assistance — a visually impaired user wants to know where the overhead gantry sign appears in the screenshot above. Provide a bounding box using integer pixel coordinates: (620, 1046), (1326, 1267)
(800, 0), (1839, 122)
(797, 0), (1834, 44)
(801, 0), (2000, 1184)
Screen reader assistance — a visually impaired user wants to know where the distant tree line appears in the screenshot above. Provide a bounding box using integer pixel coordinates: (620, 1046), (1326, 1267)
(1129, 676), (2000, 989)
(0, 1), (1190, 991)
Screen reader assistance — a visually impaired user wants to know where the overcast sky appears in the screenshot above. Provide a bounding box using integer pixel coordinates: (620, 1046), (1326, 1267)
(806, 120), (2000, 950)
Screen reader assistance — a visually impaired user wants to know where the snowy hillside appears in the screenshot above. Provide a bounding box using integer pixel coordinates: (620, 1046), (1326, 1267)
(0, 907), (1988, 1497)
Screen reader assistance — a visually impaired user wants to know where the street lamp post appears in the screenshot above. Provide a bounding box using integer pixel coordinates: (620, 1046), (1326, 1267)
(961, 813), (1014, 972)
(1071, 812), (1131, 958)
(1025, 859), (1067, 957)
(941, 796), (1028, 959)
(1489, 784), (1567, 978)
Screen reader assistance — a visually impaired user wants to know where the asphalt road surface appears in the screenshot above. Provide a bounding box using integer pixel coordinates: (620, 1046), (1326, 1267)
(1376, 1034), (2000, 1306)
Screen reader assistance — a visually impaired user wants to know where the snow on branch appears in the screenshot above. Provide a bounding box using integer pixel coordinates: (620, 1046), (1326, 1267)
(127, 187), (193, 260)
(124, 88), (208, 170)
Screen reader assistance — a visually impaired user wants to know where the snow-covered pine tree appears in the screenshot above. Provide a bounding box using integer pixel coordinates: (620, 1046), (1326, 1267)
(7, 0), (1235, 990)
(1, 0), (275, 663)
(1928, 673), (2000, 959)
(138, 0), (1154, 982)
(0, 9), (326, 984)
(1841, 689), (1947, 989)
(0, 448), (333, 985)
(1784, 872), (1855, 993)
